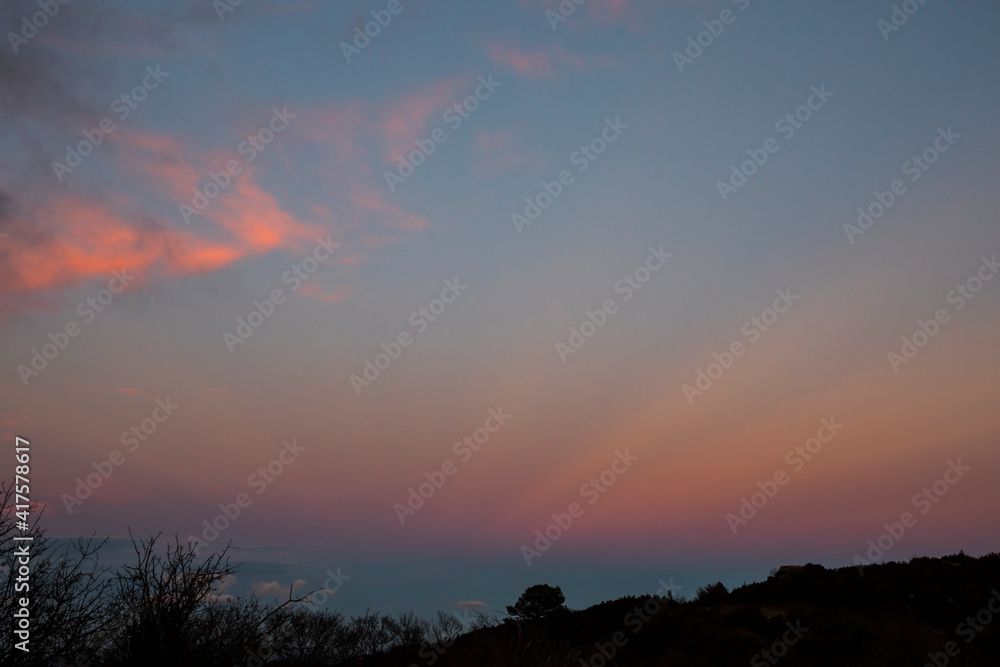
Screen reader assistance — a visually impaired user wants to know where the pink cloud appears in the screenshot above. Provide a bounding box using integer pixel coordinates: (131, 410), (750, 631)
(253, 579), (307, 597)
(1, 413), (33, 429)
(475, 130), (543, 174)
(298, 282), (356, 304)
(518, 0), (691, 32)
(486, 43), (556, 78)
(588, 0), (632, 23)
(378, 79), (464, 161)
(455, 600), (489, 609)
(484, 42), (606, 78)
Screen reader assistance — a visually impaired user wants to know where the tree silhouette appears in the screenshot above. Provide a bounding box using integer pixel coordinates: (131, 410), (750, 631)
(693, 581), (729, 606)
(506, 584), (567, 621)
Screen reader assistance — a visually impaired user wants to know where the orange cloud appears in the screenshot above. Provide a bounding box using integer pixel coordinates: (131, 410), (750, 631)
(1, 197), (168, 294)
(0, 181), (321, 303)
(0, 75), (464, 317)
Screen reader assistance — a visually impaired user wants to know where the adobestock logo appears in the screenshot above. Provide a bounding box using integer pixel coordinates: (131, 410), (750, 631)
(7, 0), (73, 55)
(339, 0), (416, 64)
(715, 85), (833, 202)
(521, 449), (638, 566)
(853, 459), (970, 575)
(511, 117), (628, 235)
(61, 397), (180, 515)
(350, 278), (467, 395)
(577, 577), (680, 667)
(672, 0), (753, 74)
(923, 589), (1000, 667)
(545, 0), (589, 31)
(394, 407), (511, 524)
(726, 417), (844, 535)
(222, 235), (340, 354)
(844, 126), (960, 244)
(682, 288), (800, 405)
(384, 75), (501, 192)
(179, 107), (296, 225)
(17, 270), (136, 387)
(192, 438), (306, 556)
(51, 65), (170, 182)
(877, 0), (933, 41)
(750, 619), (809, 666)
(886, 254), (996, 373)
(556, 245), (672, 363)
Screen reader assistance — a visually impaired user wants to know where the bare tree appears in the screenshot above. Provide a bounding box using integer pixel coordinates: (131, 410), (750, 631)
(0, 482), (113, 666)
(100, 532), (307, 667)
(267, 606), (358, 665)
(349, 609), (397, 656)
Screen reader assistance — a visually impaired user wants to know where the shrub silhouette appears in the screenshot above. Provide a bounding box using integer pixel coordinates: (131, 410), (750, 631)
(693, 581), (729, 606)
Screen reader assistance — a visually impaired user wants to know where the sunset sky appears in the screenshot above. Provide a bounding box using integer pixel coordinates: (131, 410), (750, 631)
(2, 0), (998, 618)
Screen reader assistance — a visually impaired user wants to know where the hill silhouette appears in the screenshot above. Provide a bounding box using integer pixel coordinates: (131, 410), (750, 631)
(361, 552), (1000, 667)
(3, 483), (997, 666)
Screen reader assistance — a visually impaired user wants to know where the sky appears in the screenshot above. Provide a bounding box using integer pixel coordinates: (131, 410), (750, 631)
(1, 0), (999, 619)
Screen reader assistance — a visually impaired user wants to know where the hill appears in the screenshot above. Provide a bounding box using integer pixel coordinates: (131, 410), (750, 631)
(361, 552), (1000, 667)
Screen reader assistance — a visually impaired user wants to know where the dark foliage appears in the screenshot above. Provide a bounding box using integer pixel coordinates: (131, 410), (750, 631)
(506, 583), (568, 620)
(3, 482), (999, 666)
